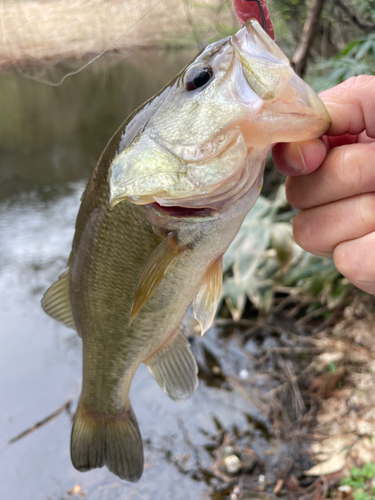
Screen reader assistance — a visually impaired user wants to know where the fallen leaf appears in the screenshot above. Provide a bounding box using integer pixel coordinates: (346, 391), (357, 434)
(350, 437), (375, 464)
(67, 485), (81, 495)
(311, 434), (357, 459)
(304, 449), (348, 476)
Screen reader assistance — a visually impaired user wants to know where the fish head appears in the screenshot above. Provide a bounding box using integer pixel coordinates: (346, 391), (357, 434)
(109, 20), (330, 212)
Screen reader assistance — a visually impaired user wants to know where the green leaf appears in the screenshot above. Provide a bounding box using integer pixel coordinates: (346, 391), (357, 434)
(353, 491), (370, 500)
(351, 467), (364, 479)
(341, 477), (364, 489)
(362, 462), (375, 479)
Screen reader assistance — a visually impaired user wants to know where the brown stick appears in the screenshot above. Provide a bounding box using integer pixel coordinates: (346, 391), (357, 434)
(9, 400), (72, 444)
(292, 0), (327, 77)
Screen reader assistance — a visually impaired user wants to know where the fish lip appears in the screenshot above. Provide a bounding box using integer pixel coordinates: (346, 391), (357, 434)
(149, 202), (218, 220)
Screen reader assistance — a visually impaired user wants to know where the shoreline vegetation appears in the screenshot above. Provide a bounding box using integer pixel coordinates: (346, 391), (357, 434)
(0, 0), (237, 72)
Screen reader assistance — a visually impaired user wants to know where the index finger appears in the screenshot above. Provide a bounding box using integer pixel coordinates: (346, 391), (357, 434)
(320, 75), (375, 138)
(272, 75), (375, 176)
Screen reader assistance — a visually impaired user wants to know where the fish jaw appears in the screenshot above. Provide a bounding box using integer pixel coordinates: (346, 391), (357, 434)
(231, 20), (331, 145)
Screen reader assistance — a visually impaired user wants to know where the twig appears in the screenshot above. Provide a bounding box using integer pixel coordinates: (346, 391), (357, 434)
(333, 0), (375, 33)
(214, 318), (256, 328)
(182, 0), (204, 50)
(292, 0), (327, 77)
(279, 357), (306, 417)
(9, 400), (72, 444)
(264, 360), (315, 398)
(296, 306), (327, 326)
(226, 376), (270, 416)
(265, 346), (322, 354)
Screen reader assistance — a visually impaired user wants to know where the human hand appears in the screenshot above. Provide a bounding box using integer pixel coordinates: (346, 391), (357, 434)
(272, 76), (375, 294)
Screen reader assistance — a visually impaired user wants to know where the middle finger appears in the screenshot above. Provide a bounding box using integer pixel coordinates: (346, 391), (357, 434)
(286, 142), (375, 210)
(293, 192), (375, 257)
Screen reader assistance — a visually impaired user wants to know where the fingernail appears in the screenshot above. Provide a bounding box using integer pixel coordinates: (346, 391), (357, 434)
(285, 143), (307, 173)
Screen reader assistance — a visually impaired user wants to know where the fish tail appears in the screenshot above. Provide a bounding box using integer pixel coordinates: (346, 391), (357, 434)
(70, 399), (144, 482)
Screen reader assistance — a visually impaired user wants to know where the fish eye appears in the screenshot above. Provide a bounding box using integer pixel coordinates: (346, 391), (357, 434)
(184, 65), (214, 91)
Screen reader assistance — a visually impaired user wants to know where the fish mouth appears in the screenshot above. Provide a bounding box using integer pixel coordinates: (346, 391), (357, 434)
(150, 202), (218, 220)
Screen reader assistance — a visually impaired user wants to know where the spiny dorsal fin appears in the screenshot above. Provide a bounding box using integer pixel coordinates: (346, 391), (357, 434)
(145, 329), (198, 402)
(193, 256), (223, 336)
(130, 232), (186, 323)
(41, 270), (76, 331)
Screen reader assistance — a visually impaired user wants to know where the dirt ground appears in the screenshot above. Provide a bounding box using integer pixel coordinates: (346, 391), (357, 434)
(196, 290), (375, 500)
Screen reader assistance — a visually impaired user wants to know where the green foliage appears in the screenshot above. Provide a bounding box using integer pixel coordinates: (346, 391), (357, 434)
(309, 35), (375, 92)
(340, 463), (375, 500)
(222, 185), (352, 317)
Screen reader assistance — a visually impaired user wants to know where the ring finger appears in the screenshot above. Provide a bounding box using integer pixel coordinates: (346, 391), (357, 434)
(293, 193), (375, 257)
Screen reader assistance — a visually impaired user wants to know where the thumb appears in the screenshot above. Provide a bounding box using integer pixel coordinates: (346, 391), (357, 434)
(272, 139), (328, 177)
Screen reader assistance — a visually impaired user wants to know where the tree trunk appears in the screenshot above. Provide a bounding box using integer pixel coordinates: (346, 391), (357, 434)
(292, 0), (326, 77)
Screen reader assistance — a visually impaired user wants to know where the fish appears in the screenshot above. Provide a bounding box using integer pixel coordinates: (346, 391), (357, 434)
(42, 19), (330, 482)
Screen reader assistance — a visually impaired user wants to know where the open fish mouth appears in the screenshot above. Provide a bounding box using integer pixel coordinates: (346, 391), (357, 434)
(149, 202), (218, 220)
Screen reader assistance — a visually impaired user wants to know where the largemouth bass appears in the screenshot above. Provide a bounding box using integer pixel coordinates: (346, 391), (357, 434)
(42, 20), (330, 482)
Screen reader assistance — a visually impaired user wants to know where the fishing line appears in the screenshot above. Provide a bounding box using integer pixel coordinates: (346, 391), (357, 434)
(6, 0), (165, 87)
(246, 0), (266, 31)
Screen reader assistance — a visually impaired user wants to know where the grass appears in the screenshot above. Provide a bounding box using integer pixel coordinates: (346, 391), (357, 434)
(340, 463), (375, 500)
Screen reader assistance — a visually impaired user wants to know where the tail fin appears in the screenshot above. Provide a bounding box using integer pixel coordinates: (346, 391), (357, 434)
(70, 400), (144, 482)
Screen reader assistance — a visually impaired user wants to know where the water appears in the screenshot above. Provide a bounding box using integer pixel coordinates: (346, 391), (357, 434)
(0, 51), (309, 500)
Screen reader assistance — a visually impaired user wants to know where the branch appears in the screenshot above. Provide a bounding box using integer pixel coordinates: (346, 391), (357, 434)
(182, 0), (205, 50)
(333, 0), (375, 33)
(292, 0), (327, 77)
(9, 400), (72, 444)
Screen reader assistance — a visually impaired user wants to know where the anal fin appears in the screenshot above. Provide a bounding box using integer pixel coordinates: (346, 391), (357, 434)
(130, 232), (186, 323)
(41, 269), (76, 331)
(193, 256), (223, 336)
(145, 330), (198, 402)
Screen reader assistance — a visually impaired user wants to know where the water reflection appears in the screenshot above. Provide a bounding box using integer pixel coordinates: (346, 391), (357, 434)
(0, 50), (272, 500)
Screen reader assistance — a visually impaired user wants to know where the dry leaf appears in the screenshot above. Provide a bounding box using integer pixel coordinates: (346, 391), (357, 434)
(304, 450), (348, 476)
(350, 437), (375, 464)
(67, 485), (81, 495)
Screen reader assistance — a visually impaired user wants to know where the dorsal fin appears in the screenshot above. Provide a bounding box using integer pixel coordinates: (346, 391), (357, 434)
(41, 270), (76, 331)
(193, 256), (223, 335)
(145, 329), (198, 402)
(130, 232), (186, 323)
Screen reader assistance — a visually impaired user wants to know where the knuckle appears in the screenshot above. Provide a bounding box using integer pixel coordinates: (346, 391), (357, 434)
(293, 210), (333, 257)
(285, 177), (298, 207)
(334, 75), (375, 95)
(292, 213), (307, 248)
(351, 75), (375, 93)
(292, 212), (317, 254)
(333, 244), (353, 280)
(333, 146), (363, 190)
(358, 194), (375, 229)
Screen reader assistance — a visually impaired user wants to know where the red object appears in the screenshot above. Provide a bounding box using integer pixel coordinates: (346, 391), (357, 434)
(233, 0), (275, 40)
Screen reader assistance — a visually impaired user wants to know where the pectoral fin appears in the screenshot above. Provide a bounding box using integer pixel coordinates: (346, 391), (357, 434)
(41, 269), (76, 331)
(130, 232), (186, 323)
(145, 330), (198, 402)
(193, 256), (223, 336)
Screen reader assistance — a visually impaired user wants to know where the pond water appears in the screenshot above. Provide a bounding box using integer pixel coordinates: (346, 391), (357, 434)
(0, 51), (308, 500)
